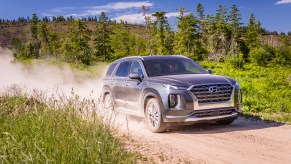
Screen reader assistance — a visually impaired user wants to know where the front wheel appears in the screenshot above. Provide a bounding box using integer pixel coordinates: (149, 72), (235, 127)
(145, 98), (167, 133)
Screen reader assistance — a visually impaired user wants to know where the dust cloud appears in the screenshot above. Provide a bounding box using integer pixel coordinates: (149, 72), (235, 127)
(0, 47), (106, 99)
(0, 47), (146, 132)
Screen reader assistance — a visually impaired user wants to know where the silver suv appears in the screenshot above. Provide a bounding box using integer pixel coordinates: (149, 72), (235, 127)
(102, 55), (242, 132)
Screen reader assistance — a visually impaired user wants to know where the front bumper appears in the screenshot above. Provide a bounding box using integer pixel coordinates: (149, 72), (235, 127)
(163, 107), (239, 123)
(162, 83), (242, 123)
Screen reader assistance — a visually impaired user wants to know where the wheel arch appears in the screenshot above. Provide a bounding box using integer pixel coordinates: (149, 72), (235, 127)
(101, 85), (112, 101)
(142, 88), (165, 116)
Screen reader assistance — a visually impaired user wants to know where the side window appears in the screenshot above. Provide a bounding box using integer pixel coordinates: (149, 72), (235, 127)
(106, 63), (117, 75)
(130, 60), (143, 76)
(116, 61), (130, 77)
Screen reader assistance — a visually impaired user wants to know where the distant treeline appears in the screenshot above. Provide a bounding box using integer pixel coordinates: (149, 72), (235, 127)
(1, 3), (290, 67)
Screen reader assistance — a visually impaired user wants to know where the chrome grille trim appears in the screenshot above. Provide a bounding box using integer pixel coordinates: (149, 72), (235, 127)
(190, 83), (233, 103)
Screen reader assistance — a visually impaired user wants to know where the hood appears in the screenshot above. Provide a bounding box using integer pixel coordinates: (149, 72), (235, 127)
(149, 74), (236, 87)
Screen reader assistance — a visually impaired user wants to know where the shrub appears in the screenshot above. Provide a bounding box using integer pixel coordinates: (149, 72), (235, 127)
(228, 53), (244, 69)
(249, 47), (273, 66)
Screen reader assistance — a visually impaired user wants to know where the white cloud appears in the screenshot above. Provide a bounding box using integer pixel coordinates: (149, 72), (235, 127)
(165, 12), (180, 18)
(45, 1), (154, 18)
(112, 12), (181, 24)
(86, 1), (153, 11)
(276, 0), (291, 4)
(113, 13), (145, 24)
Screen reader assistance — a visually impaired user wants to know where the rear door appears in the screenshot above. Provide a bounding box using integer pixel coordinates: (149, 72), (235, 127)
(111, 60), (130, 109)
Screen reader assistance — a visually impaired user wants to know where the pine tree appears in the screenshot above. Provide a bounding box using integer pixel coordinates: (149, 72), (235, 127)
(197, 2), (207, 47)
(65, 20), (91, 64)
(151, 11), (172, 55)
(207, 5), (230, 61)
(228, 4), (242, 55)
(93, 12), (112, 61)
(37, 22), (51, 56)
(30, 13), (40, 58)
(110, 23), (131, 60)
(99, 12), (109, 22)
(174, 7), (198, 58)
(48, 31), (61, 57)
(245, 14), (261, 49)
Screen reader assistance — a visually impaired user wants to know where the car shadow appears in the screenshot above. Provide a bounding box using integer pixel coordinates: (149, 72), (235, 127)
(166, 116), (285, 134)
(125, 115), (285, 134)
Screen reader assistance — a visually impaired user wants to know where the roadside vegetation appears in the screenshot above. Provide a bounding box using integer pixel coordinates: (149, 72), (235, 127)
(201, 61), (291, 123)
(0, 87), (140, 163)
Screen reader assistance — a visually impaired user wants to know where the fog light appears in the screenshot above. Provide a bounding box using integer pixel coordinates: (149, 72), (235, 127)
(169, 94), (177, 108)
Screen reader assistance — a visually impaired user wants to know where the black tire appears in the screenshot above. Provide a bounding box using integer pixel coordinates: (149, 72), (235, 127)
(103, 93), (114, 111)
(145, 98), (167, 133)
(216, 118), (236, 125)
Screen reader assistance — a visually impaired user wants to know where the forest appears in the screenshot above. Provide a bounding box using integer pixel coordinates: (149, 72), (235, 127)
(0, 3), (290, 67)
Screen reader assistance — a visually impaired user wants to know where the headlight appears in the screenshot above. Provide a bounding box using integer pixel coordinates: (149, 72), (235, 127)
(163, 84), (188, 90)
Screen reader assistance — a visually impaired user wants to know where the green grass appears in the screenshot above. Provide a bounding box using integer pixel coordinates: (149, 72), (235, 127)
(0, 95), (139, 163)
(200, 61), (291, 123)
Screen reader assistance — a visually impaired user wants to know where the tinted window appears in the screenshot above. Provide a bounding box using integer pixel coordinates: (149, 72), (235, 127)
(144, 58), (207, 77)
(106, 63), (117, 75)
(130, 60), (143, 76)
(116, 61), (130, 77)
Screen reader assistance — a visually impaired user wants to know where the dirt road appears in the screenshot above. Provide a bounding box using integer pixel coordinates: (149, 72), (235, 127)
(118, 116), (291, 163)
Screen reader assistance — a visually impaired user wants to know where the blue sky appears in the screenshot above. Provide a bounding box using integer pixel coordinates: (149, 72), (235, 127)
(0, 0), (290, 33)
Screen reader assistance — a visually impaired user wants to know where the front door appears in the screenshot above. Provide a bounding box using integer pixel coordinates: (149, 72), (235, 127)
(124, 60), (144, 112)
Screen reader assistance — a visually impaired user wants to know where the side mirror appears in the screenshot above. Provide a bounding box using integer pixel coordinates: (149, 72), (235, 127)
(208, 70), (213, 74)
(129, 73), (141, 80)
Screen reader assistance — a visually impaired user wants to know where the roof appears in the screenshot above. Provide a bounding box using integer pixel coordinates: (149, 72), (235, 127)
(140, 55), (188, 60)
(116, 55), (188, 61)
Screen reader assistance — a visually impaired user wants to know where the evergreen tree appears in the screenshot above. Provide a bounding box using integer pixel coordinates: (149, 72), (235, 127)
(174, 7), (198, 58)
(93, 12), (112, 61)
(228, 4), (242, 55)
(99, 12), (109, 22)
(30, 13), (40, 58)
(197, 2), (207, 47)
(207, 5), (230, 61)
(37, 22), (51, 56)
(11, 37), (25, 58)
(151, 11), (172, 55)
(65, 20), (91, 64)
(110, 23), (131, 60)
(245, 14), (261, 49)
(48, 31), (61, 57)
(141, 5), (153, 55)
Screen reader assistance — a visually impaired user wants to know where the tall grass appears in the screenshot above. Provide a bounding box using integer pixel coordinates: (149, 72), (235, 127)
(0, 85), (139, 163)
(200, 61), (291, 123)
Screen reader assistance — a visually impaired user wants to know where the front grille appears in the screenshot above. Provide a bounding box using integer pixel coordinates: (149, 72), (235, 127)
(190, 84), (233, 103)
(193, 108), (234, 117)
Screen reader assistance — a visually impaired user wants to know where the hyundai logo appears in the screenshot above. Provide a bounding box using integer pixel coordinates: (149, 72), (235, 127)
(209, 86), (220, 92)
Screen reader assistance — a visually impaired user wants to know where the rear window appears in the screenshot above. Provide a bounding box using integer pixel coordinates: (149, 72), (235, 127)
(106, 63), (117, 75)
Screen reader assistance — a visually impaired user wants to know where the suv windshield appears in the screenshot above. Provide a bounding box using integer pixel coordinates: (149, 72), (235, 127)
(143, 57), (208, 77)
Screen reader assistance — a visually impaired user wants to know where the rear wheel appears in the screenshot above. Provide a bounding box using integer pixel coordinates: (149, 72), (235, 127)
(103, 93), (114, 111)
(145, 98), (167, 133)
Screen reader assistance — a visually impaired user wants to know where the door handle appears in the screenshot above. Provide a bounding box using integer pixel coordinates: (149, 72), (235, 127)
(110, 81), (114, 86)
(125, 82), (129, 86)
